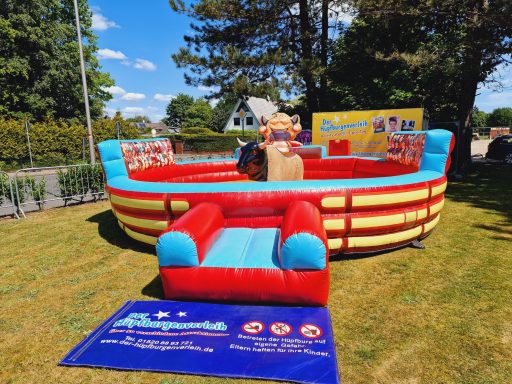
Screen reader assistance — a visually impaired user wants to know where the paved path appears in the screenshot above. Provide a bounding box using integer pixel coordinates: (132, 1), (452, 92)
(471, 139), (490, 157)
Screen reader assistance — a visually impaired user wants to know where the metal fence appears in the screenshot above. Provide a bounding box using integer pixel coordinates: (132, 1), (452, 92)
(1, 155), (237, 219)
(174, 153), (234, 162)
(0, 171), (19, 219)
(4, 164), (106, 218)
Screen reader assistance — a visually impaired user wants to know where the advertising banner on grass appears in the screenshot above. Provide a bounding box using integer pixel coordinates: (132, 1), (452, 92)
(312, 108), (424, 157)
(61, 300), (340, 384)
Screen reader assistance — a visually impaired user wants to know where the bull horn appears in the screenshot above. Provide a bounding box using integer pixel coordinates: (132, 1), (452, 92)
(291, 114), (300, 124)
(237, 137), (247, 147)
(258, 140), (268, 150)
(261, 116), (269, 125)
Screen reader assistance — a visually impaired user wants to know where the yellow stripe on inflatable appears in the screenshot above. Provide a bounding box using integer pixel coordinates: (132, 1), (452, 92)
(110, 194), (165, 211)
(321, 196), (346, 209)
(423, 214), (440, 233)
(417, 208), (427, 220)
(115, 210), (168, 231)
(347, 225), (422, 249)
(328, 238), (342, 250)
(118, 220), (158, 245)
(405, 211), (417, 222)
(353, 189), (429, 207)
(170, 200), (190, 212)
(429, 198), (445, 215)
(431, 181), (447, 197)
(323, 219), (345, 231)
(352, 213), (404, 229)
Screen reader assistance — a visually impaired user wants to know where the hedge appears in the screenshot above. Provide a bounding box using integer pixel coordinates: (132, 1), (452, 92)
(0, 118), (140, 169)
(162, 129), (262, 153)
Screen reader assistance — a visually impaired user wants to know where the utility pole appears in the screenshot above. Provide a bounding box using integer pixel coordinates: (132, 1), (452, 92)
(73, 0), (95, 165)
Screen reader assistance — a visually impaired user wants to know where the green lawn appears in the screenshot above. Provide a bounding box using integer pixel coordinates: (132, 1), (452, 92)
(1, 163), (511, 384)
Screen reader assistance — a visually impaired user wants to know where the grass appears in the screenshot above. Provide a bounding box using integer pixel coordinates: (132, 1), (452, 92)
(1, 163), (511, 384)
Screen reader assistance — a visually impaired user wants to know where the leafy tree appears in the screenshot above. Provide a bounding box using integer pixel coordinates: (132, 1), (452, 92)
(182, 98), (213, 128)
(208, 93), (239, 132)
(328, 0), (512, 174)
(126, 115), (152, 123)
(169, 0), (345, 114)
(0, 0), (114, 121)
(164, 93), (194, 127)
(471, 107), (488, 127)
(487, 107), (512, 127)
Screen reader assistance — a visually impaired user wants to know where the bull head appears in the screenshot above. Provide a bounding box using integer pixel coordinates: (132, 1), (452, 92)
(236, 139), (268, 181)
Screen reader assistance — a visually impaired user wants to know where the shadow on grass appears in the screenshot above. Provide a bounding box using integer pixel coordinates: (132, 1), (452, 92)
(141, 275), (165, 299)
(446, 162), (512, 225)
(87, 209), (155, 254)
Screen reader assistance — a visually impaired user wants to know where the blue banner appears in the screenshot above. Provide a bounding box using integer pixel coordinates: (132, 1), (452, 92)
(61, 300), (339, 384)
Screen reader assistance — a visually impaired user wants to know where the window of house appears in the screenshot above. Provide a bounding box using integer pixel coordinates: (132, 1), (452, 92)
(246, 117), (253, 126)
(234, 117), (240, 126)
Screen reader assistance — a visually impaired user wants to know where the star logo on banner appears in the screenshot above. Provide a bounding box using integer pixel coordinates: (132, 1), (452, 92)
(153, 311), (170, 320)
(334, 115), (340, 123)
(176, 312), (187, 317)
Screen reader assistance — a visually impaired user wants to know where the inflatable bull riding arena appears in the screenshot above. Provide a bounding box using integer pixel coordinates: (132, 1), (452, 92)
(97, 112), (454, 306)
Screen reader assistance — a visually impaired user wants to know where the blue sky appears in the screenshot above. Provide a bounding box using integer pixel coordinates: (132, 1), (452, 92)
(91, 0), (209, 122)
(91, 1), (511, 122)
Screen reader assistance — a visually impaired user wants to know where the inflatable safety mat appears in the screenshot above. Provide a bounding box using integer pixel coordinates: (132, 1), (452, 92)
(61, 300), (340, 384)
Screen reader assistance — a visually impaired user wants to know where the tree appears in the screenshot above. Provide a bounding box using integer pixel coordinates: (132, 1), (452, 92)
(208, 93), (239, 132)
(169, 0), (346, 114)
(0, 0), (114, 121)
(164, 93), (194, 127)
(471, 107), (488, 127)
(328, 0), (512, 174)
(126, 115), (152, 123)
(487, 107), (512, 127)
(182, 98), (213, 128)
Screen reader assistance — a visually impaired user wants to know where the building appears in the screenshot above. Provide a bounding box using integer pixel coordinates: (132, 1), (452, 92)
(223, 96), (279, 132)
(132, 122), (180, 135)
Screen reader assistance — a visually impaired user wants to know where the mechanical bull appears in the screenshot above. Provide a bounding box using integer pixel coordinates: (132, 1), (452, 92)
(236, 138), (304, 182)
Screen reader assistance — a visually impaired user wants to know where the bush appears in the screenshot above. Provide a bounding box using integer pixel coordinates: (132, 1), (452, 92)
(0, 117), (140, 167)
(88, 164), (106, 200)
(180, 127), (216, 135)
(0, 173), (8, 205)
(10, 177), (27, 206)
(57, 164), (105, 204)
(25, 176), (47, 209)
(161, 128), (262, 153)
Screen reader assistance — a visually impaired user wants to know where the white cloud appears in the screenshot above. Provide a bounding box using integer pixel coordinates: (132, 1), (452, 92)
(123, 107), (145, 115)
(97, 48), (127, 60)
(133, 58), (157, 71)
(209, 98), (220, 108)
(154, 93), (175, 102)
(92, 11), (119, 31)
(102, 85), (126, 95)
(121, 93), (146, 101)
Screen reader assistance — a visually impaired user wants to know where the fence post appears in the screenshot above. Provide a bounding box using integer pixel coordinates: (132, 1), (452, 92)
(8, 175), (20, 219)
(13, 171), (26, 218)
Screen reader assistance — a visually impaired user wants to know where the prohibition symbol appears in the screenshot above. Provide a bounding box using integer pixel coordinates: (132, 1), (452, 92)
(299, 324), (323, 339)
(269, 322), (292, 336)
(242, 321), (264, 335)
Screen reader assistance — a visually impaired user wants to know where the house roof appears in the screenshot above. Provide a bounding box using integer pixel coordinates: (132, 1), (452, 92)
(223, 96), (279, 131)
(245, 96), (279, 123)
